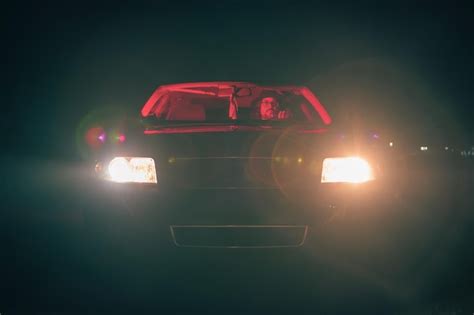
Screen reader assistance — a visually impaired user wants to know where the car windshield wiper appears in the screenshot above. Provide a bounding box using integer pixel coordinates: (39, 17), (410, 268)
(142, 117), (321, 130)
(148, 121), (242, 127)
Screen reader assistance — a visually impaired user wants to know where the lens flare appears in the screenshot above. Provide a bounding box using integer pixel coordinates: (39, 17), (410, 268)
(108, 129), (126, 144)
(85, 127), (105, 149)
(76, 106), (127, 160)
(118, 133), (126, 143)
(98, 132), (107, 143)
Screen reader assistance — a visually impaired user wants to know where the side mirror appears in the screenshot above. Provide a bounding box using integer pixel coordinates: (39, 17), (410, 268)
(139, 115), (157, 126)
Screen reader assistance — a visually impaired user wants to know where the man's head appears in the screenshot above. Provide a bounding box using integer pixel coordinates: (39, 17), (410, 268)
(259, 96), (280, 120)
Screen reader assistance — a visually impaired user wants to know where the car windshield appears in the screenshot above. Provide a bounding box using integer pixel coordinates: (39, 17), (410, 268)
(148, 88), (322, 126)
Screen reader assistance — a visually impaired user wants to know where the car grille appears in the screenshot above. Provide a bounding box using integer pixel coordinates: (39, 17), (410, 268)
(170, 225), (308, 248)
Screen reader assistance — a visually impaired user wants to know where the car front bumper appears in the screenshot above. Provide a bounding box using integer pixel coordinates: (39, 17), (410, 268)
(81, 176), (395, 248)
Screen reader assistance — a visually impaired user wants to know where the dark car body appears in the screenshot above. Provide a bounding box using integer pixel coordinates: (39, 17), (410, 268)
(89, 82), (397, 248)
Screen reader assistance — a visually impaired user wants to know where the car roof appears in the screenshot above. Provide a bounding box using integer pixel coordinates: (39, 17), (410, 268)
(156, 81), (305, 90)
(158, 81), (258, 89)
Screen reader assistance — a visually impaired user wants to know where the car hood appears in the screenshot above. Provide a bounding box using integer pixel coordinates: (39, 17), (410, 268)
(111, 127), (341, 189)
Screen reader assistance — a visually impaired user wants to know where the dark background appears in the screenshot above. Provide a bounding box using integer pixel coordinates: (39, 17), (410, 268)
(2, 1), (474, 313)
(3, 0), (473, 160)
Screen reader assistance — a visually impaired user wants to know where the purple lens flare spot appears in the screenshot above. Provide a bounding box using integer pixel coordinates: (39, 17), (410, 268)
(98, 133), (107, 143)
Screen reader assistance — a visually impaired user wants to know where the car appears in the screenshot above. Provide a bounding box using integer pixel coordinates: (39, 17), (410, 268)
(86, 82), (395, 250)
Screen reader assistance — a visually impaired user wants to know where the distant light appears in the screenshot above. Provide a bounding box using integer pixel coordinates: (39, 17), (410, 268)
(389, 142), (394, 147)
(297, 157), (303, 163)
(420, 146), (428, 151)
(445, 147), (449, 151)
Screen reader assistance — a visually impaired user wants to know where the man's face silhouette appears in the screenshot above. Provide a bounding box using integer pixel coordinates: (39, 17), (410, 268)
(260, 97), (279, 120)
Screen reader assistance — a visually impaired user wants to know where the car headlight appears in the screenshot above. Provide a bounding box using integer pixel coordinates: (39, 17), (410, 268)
(107, 157), (157, 183)
(321, 157), (374, 183)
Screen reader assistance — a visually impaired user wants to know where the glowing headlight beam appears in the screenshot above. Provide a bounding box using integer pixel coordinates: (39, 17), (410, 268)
(321, 157), (374, 184)
(108, 157), (157, 183)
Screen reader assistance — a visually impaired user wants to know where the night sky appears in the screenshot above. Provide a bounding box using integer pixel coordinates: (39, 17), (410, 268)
(4, 1), (474, 160)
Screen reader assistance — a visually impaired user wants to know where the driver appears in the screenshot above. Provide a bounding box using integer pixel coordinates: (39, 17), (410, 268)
(259, 96), (291, 120)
